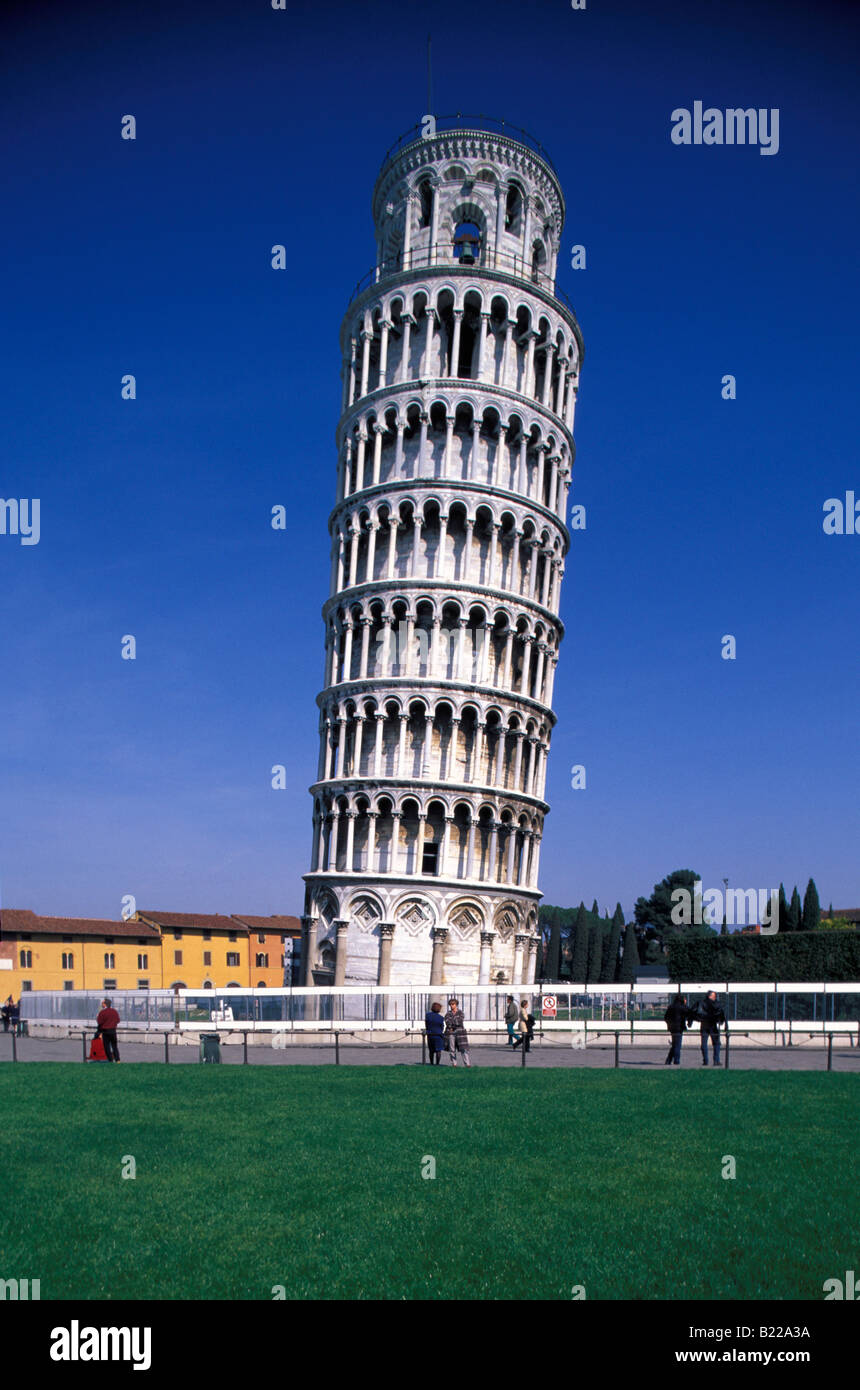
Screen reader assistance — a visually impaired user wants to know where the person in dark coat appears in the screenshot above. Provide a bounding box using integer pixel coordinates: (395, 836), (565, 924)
(697, 990), (726, 1066)
(96, 997), (121, 1063)
(663, 994), (691, 1065)
(425, 1000), (445, 1065)
(1, 997), (12, 1032)
(504, 995), (519, 1045)
(443, 998), (472, 1068)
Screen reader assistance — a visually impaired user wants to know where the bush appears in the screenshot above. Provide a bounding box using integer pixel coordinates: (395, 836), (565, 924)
(667, 931), (860, 982)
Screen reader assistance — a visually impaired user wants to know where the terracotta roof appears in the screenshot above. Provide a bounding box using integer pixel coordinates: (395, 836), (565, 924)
(137, 911), (248, 932)
(231, 914), (301, 935)
(0, 909), (159, 939)
(825, 908), (860, 921)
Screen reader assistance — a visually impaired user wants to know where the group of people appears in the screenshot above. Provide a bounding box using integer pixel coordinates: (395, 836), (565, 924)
(423, 995), (535, 1066)
(1, 997), (20, 1033)
(664, 990), (727, 1066)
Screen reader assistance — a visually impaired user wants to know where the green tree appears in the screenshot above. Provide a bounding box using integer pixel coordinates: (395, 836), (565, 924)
(802, 878), (821, 933)
(545, 921), (562, 981)
(787, 886), (802, 933)
(634, 869), (708, 940)
(603, 903), (625, 981)
(777, 884), (788, 935)
(617, 923), (640, 984)
(570, 903), (589, 982)
(585, 919), (604, 983)
(591, 899), (600, 917)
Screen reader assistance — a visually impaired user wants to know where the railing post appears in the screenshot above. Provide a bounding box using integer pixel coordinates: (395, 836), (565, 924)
(242, 1030), (248, 1065)
(421, 1030), (427, 1065)
(520, 1037), (526, 1067)
(12, 1031), (17, 1063)
(82, 1031), (87, 1063)
(724, 1026), (730, 1070)
(164, 1032), (170, 1065)
(827, 1033), (833, 1072)
(614, 1032), (619, 1068)
(335, 1031), (340, 1065)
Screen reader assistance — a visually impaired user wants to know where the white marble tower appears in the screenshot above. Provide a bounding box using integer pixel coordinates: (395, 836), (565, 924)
(301, 117), (584, 991)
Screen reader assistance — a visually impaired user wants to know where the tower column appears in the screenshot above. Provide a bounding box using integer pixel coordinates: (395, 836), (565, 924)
(333, 920), (349, 987)
(377, 922), (396, 986)
(429, 927), (448, 986)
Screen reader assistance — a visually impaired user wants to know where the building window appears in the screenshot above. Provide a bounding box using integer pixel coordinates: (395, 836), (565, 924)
(422, 842), (439, 875)
(137, 953), (148, 969)
(19, 950), (32, 968)
(227, 981), (240, 988)
(21, 981), (32, 991)
(104, 937), (114, 945)
(61, 951), (74, 969)
(138, 979), (149, 990)
(226, 952), (240, 967)
(103, 978), (117, 990)
(203, 932), (211, 941)
(203, 951), (212, 967)
(228, 932), (237, 942)
(255, 953), (269, 968)
(258, 933), (266, 944)
(104, 952), (115, 969)
(63, 980), (74, 991)
(256, 980), (266, 989)
(174, 951), (183, 966)
(174, 931), (183, 940)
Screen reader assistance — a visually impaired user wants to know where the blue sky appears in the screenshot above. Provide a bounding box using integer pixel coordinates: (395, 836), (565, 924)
(2, 0), (858, 922)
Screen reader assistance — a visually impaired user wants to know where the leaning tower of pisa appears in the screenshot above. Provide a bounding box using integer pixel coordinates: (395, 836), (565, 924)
(301, 116), (584, 993)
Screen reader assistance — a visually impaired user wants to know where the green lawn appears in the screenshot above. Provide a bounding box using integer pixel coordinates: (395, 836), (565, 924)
(1, 1064), (855, 1300)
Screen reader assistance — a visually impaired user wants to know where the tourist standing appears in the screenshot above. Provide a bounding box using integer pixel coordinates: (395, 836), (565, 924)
(663, 994), (691, 1066)
(96, 997), (121, 1063)
(512, 998), (535, 1052)
(697, 990), (726, 1067)
(425, 1000), (445, 1065)
(504, 995), (519, 1045)
(444, 998), (472, 1068)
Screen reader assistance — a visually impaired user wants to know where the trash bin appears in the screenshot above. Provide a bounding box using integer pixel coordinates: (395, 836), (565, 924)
(200, 1032), (221, 1063)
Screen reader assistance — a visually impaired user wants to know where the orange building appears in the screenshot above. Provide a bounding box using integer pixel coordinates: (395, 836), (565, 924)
(0, 909), (162, 996)
(230, 914), (301, 986)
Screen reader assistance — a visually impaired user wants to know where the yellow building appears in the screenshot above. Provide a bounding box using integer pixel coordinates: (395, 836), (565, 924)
(0, 907), (303, 997)
(135, 911), (250, 989)
(0, 909), (162, 996)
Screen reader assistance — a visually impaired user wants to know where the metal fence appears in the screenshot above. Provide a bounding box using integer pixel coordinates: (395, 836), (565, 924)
(19, 982), (860, 1032)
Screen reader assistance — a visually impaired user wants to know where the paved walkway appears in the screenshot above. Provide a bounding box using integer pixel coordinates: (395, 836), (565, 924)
(1, 1034), (857, 1071)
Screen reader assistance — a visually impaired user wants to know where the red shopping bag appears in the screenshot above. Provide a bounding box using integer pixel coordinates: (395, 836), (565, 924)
(89, 1035), (107, 1061)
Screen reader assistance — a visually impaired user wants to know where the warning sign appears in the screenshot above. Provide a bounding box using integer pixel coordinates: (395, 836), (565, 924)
(541, 995), (557, 1018)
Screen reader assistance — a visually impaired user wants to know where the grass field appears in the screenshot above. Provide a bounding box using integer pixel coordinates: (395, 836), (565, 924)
(1, 1064), (855, 1300)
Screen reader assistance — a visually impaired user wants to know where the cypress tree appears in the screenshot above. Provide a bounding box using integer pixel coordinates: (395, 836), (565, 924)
(787, 886), (801, 933)
(546, 921), (562, 981)
(802, 878), (821, 932)
(591, 899), (600, 918)
(585, 920), (603, 983)
(570, 904), (589, 982)
(777, 884), (788, 935)
(617, 923), (640, 984)
(604, 903), (624, 981)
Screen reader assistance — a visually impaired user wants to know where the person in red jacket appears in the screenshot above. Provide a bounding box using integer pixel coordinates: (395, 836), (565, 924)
(96, 998), (121, 1063)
